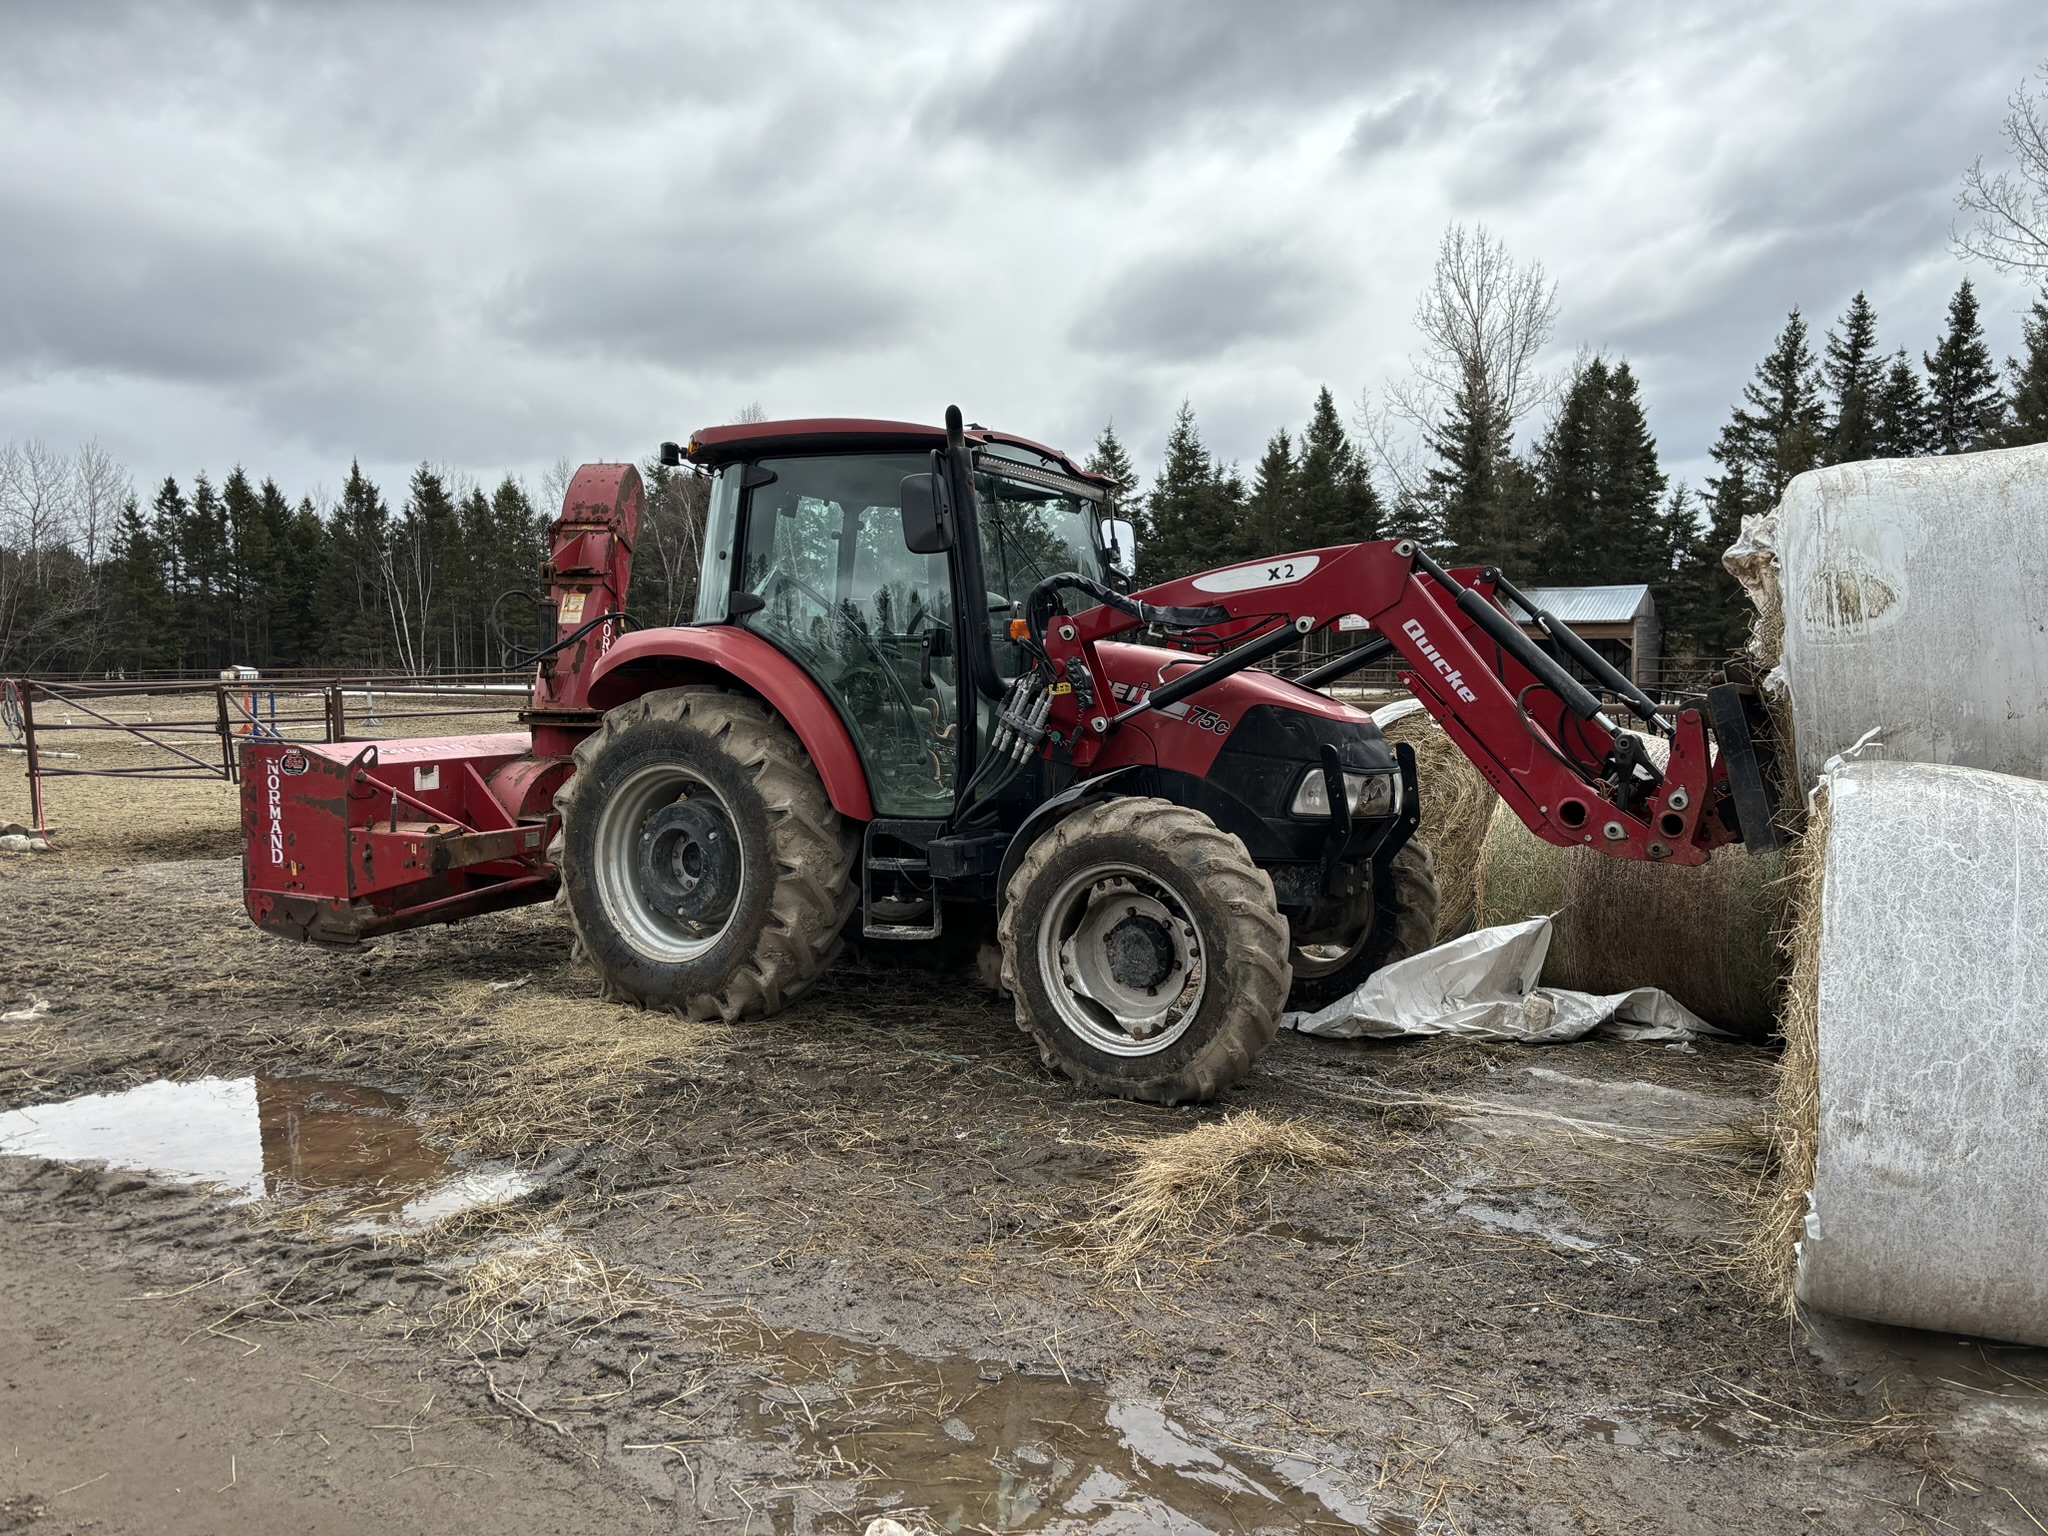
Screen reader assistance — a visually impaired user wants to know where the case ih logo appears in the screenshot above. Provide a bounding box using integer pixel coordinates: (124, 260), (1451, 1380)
(1107, 680), (1230, 736)
(1401, 618), (1479, 703)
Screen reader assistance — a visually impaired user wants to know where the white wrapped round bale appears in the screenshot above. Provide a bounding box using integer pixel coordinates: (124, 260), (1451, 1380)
(1731, 443), (2048, 785)
(1792, 758), (2048, 1346)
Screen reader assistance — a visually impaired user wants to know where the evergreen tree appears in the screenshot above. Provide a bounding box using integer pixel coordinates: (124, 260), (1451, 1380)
(1530, 356), (1667, 584)
(1671, 470), (1758, 659)
(1675, 311), (1829, 657)
(220, 467), (274, 665)
(1709, 309), (1827, 507)
(251, 479), (311, 666)
(1873, 351), (1934, 458)
(323, 462), (390, 666)
(1084, 421), (1140, 512)
(1246, 428), (1296, 557)
(107, 494), (170, 672)
(1427, 361), (1520, 566)
(1288, 386), (1383, 552)
(1658, 477), (1761, 662)
(1084, 421), (1143, 578)
(1823, 292), (1885, 464)
(1999, 294), (2048, 447)
(148, 477), (190, 669)
(387, 464), (457, 673)
(1135, 402), (1245, 584)
(1924, 277), (2006, 453)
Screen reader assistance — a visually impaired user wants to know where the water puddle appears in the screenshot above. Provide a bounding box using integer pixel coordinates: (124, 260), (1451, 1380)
(0, 1074), (535, 1225)
(730, 1325), (1396, 1533)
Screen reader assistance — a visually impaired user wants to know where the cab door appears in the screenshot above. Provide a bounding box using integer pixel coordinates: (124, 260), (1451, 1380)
(732, 453), (961, 819)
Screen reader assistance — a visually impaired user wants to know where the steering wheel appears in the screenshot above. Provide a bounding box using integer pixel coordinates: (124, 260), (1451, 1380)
(757, 564), (834, 615)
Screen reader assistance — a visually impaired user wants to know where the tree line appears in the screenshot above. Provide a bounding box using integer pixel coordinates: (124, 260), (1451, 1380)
(1090, 273), (2048, 668)
(0, 452), (708, 676)
(4, 273), (2041, 682)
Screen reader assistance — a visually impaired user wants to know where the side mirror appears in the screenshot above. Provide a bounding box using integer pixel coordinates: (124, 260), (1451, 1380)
(1100, 517), (1136, 570)
(900, 467), (955, 554)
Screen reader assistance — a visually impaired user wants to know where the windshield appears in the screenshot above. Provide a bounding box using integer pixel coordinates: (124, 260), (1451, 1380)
(975, 462), (1104, 609)
(969, 452), (1106, 684)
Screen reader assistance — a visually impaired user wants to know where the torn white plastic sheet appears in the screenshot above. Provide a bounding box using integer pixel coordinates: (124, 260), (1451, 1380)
(1795, 759), (2048, 1346)
(1283, 917), (1717, 1043)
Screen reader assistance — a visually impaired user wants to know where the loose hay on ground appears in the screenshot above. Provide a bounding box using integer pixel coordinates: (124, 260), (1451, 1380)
(310, 974), (717, 1157)
(1084, 1110), (1352, 1277)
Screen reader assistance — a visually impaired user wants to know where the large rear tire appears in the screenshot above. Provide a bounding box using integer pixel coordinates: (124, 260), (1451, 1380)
(997, 798), (1290, 1106)
(1285, 839), (1441, 1011)
(555, 686), (857, 1020)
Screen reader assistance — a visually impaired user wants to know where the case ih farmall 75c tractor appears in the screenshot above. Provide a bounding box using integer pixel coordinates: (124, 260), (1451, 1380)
(243, 409), (1778, 1104)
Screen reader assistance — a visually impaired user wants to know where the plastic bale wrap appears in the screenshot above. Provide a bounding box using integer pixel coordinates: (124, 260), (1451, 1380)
(1378, 708), (1497, 939)
(1473, 800), (1784, 1040)
(1791, 759), (2048, 1345)
(1727, 443), (2048, 786)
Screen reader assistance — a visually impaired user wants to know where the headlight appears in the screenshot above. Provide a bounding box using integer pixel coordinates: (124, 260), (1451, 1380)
(1290, 768), (1399, 819)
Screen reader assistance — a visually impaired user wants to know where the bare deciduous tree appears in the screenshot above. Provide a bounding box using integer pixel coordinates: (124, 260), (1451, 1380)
(537, 456), (575, 518)
(1955, 62), (2048, 275)
(0, 439), (125, 672)
(1355, 224), (1559, 513)
(1392, 223), (1560, 436)
(637, 462), (710, 624)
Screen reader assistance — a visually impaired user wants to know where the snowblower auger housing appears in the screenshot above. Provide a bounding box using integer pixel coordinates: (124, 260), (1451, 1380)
(242, 410), (1774, 1103)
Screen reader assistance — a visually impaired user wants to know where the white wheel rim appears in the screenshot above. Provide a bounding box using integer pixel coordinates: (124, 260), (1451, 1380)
(1035, 862), (1207, 1058)
(591, 761), (745, 964)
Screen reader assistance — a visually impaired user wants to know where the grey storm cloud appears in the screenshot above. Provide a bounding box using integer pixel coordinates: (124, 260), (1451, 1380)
(922, 1), (1552, 164)
(0, 0), (2044, 502)
(1074, 249), (1331, 363)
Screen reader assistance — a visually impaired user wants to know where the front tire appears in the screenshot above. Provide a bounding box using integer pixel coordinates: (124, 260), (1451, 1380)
(1285, 839), (1441, 1011)
(997, 798), (1290, 1106)
(555, 686), (857, 1020)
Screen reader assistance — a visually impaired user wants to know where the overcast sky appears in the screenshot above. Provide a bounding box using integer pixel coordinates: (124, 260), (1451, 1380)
(3, 1), (2044, 516)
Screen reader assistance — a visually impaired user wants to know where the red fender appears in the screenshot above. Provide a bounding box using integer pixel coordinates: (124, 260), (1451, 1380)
(585, 626), (875, 821)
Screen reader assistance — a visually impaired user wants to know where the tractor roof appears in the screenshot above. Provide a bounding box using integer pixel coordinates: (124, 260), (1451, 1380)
(686, 417), (1109, 487)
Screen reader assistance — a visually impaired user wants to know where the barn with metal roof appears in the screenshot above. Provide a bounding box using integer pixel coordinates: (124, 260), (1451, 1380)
(1503, 584), (1662, 687)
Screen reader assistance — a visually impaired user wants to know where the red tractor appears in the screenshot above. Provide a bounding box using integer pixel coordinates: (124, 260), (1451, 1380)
(243, 410), (1778, 1104)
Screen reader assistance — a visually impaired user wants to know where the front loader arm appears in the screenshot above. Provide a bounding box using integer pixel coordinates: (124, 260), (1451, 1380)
(1028, 538), (1738, 867)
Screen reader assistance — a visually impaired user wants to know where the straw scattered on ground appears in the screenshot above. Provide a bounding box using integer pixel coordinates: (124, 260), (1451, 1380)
(275, 971), (717, 1157)
(1083, 1110), (1352, 1277)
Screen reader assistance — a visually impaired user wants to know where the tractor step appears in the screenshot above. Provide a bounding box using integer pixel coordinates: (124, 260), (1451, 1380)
(862, 819), (944, 940)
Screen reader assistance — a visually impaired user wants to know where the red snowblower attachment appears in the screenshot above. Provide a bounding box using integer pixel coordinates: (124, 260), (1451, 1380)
(240, 464), (641, 944)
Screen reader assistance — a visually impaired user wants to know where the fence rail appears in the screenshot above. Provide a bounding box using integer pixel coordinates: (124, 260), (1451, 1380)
(1, 672), (532, 836)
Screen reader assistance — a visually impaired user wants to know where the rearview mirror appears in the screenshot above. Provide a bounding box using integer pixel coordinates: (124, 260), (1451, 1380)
(900, 467), (954, 554)
(1101, 517), (1136, 570)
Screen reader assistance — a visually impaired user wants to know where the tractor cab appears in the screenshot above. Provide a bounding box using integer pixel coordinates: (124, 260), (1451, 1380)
(677, 419), (1131, 933)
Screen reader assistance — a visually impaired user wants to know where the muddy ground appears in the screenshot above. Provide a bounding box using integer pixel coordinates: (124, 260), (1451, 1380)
(4, 716), (2048, 1535)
